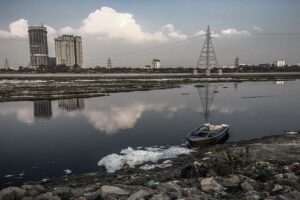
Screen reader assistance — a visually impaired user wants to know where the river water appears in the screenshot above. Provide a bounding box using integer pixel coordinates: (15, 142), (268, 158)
(0, 80), (299, 187)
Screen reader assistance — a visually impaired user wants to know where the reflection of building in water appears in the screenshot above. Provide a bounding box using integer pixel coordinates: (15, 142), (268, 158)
(34, 100), (52, 119)
(58, 98), (85, 111)
(275, 81), (285, 85)
(196, 82), (217, 122)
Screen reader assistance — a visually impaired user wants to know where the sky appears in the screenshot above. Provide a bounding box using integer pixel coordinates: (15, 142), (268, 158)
(0, 0), (300, 68)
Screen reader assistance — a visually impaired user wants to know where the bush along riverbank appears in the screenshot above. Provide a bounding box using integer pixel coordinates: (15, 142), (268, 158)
(0, 132), (299, 200)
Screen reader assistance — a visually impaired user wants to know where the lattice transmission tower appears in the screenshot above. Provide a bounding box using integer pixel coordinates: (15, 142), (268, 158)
(107, 57), (112, 68)
(4, 58), (9, 70)
(196, 26), (219, 72)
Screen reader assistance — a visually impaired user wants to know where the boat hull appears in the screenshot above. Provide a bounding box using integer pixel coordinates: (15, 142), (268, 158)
(187, 125), (230, 146)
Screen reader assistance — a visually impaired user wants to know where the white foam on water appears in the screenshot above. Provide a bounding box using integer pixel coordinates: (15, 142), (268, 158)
(98, 146), (193, 173)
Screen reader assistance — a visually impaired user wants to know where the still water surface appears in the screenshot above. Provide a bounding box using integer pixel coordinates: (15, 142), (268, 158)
(0, 81), (300, 187)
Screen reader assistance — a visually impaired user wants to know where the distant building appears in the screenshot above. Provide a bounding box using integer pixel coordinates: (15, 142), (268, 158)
(274, 60), (286, 67)
(55, 35), (83, 67)
(152, 59), (160, 69)
(234, 57), (239, 68)
(28, 25), (49, 68)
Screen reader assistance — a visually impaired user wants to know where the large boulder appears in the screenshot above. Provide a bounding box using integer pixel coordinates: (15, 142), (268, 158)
(0, 187), (26, 200)
(200, 177), (223, 193)
(149, 193), (169, 200)
(101, 185), (130, 199)
(127, 189), (152, 200)
(241, 182), (255, 192)
(158, 181), (183, 199)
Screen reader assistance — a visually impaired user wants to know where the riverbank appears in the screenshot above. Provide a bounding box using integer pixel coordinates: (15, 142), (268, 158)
(1, 132), (299, 199)
(0, 72), (299, 102)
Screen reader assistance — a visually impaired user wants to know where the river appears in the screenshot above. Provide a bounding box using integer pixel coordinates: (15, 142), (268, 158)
(0, 80), (299, 187)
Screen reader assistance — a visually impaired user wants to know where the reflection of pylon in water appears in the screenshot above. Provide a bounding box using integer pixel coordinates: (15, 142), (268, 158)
(196, 26), (219, 75)
(4, 58), (9, 70)
(196, 82), (217, 122)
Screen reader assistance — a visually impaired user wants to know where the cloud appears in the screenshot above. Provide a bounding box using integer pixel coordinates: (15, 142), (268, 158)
(77, 6), (165, 42)
(63, 7), (185, 42)
(161, 24), (187, 40)
(44, 25), (57, 37)
(193, 30), (206, 37)
(220, 28), (251, 36)
(84, 102), (166, 134)
(252, 26), (263, 32)
(0, 18), (56, 39)
(0, 19), (28, 38)
(59, 26), (76, 34)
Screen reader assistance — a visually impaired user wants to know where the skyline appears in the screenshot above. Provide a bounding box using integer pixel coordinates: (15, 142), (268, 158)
(0, 0), (300, 68)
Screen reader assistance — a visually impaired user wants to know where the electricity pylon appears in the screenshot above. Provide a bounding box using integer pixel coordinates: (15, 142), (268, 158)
(196, 26), (219, 75)
(107, 57), (112, 68)
(4, 58), (9, 70)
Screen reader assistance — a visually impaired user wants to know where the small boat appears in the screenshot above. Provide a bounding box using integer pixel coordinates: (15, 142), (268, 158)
(187, 123), (230, 146)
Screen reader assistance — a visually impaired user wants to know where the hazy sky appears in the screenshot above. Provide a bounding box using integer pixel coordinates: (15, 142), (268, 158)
(0, 0), (300, 68)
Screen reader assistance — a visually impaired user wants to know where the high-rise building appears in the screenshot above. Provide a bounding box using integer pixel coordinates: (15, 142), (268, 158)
(28, 25), (49, 68)
(55, 35), (83, 67)
(274, 60), (286, 67)
(152, 59), (160, 69)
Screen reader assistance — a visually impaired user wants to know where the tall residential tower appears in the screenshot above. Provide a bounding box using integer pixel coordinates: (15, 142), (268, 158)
(28, 25), (49, 67)
(55, 35), (83, 67)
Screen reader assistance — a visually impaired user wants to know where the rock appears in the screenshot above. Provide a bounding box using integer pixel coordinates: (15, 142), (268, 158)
(284, 162), (300, 171)
(71, 188), (85, 197)
(101, 185), (130, 199)
(182, 187), (202, 197)
(35, 192), (61, 200)
(255, 161), (270, 168)
(21, 184), (46, 197)
(158, 181), (183, 198)
(241, 182), (255, 192)
(83, 185), (98, 193)
(221, 174), (240, 187)
(283, 172), (298, 181)
(242, 192), (260, 200)
(271, 184), (284, 193)
(21, 185), (45, 193)
(200, 177), (223, 193)
(21, 197), (34, 200)
(149, 193), (169, 200)
(83, 189), (101, 200)
(127, 189), (152, 200)
(0, 187), (26, 200)
(52, 186), (71, 199)
(206, 169), (218, 177)
(181, 165), (199, 179)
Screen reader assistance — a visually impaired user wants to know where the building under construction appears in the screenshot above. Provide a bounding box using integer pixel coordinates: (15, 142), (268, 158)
(28, 25), (49, 68)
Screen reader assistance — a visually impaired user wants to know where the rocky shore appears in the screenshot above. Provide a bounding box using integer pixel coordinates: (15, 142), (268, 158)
(1, 133), (299, 200)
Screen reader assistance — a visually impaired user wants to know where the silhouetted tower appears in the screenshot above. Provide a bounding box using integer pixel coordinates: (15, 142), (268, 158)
(196, 26), (219, 75)
(4, 58), (9, 70)
(107, 57), (112, 68)
(234, 57), (239, 68)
